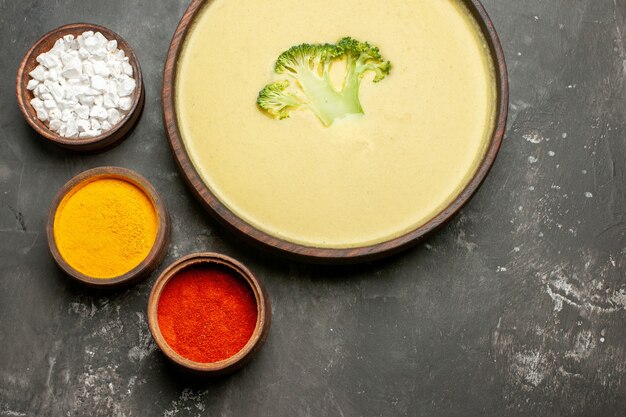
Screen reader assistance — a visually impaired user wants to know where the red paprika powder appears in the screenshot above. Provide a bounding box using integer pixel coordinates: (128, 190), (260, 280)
(156, 265), (258, 363)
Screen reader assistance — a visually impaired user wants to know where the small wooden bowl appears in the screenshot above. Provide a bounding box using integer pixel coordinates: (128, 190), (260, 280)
(147, 253), (272, 376)
(16, 23), (144, 152)
(46, 167), (170, 288)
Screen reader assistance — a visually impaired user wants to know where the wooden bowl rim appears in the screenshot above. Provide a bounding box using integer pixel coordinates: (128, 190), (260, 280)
(16, 23), (144, 148)
(146, 252), (271, 373)
(162, 0), (509, 263)
(46, 166), (170, 287)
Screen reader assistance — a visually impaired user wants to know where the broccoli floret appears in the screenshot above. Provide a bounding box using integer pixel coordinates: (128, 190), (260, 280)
(257, 37), (391, 126)
(257, 80), (305, 120)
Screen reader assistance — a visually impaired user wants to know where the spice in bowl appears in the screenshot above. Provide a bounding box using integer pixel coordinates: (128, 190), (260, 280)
(148, 253), (271, 375)
(157, 264), (258, 363)
(27, 31), (136, 139)
(49, 167), (169, 284)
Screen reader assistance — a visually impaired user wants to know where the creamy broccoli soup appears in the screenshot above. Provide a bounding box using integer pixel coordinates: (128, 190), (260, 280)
(176, 0), (496, 248)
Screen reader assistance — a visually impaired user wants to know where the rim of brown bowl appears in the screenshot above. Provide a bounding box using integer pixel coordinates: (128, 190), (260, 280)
(16, 23), (145, 152)
(147, 252), (272, 376)
(162, 0), (509, 264)
(46, 166), (170, 288)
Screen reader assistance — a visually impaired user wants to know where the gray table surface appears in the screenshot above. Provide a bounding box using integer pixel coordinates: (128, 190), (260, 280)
(1, 0), (625, 416)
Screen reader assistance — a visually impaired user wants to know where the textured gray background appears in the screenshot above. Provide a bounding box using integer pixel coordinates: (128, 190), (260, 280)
(1, 0), (625, 416)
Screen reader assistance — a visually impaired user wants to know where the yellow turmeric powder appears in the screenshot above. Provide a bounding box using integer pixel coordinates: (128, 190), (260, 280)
(54, 178), (158, 279)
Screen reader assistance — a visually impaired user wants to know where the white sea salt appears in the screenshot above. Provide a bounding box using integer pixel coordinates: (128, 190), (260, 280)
(28, 31), (136, 138)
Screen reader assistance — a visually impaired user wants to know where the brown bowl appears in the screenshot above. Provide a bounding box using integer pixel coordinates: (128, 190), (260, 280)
(147, 253), (272, 376)
(46, 167), (170, 288)
(162, 0), (509, 263)
(16, 23), (144, 152)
